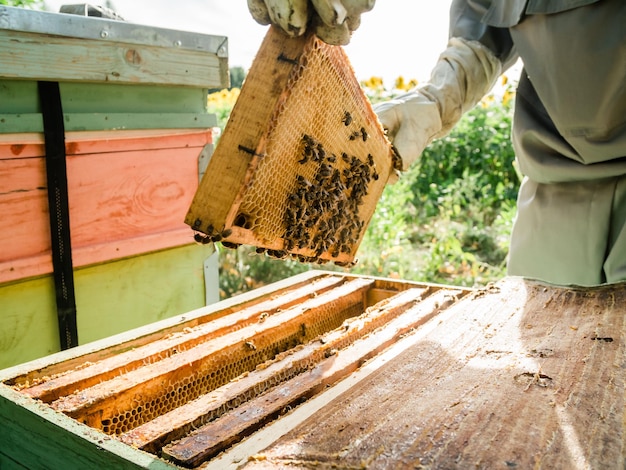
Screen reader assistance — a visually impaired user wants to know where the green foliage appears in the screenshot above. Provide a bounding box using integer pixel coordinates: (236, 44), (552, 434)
(229, 67), (246, 89)
(0, 0), (43, 7)
(207, 79), (520, 297)
(410, 103), (518, 222)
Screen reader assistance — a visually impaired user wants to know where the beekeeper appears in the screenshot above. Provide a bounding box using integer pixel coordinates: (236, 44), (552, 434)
(247, 0), (626, 287)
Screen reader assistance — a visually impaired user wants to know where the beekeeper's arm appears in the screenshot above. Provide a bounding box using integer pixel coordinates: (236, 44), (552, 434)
(247, 0), (375, 45)
(375, 0), (519, 173)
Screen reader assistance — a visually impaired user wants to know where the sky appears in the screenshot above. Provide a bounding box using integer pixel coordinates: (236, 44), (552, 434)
(42, 1), (452, 87)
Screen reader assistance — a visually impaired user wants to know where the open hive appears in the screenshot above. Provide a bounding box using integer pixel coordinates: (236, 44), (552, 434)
(2, 272), (625, 469)
(185, 27), (399, 266)
(0, 272), (467, 468)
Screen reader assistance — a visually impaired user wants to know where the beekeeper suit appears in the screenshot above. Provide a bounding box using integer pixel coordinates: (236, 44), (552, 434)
(248, 0), (626, 286)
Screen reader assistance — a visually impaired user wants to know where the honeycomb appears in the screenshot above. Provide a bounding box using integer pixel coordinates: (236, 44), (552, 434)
(50, 280), (370, 436)
(186, 27), (398, 266)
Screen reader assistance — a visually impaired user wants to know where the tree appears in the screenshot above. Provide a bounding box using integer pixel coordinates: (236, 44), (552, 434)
(229, 67), (246, 90)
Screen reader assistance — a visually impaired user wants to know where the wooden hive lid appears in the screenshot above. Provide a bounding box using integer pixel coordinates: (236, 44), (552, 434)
(185, 26), (398, 267)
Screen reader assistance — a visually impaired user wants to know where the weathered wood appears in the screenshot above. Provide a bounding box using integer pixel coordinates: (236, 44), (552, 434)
(21, 275), (346, 402)
(0, 29), (225, 88)
(185, 27), (309, 236)
(0, 129), (212, 284)
(0, 271), (332, 385)
(120, 287), (442, 453)
(161, 288), (463, 467)
(238, 279), (626, 469)
(0, 384), (177, 470)
(51, 278), (375, 433)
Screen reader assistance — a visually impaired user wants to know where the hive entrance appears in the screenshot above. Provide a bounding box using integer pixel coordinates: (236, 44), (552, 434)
(7, 273), (466, 468)
(185, 27), (397, 266)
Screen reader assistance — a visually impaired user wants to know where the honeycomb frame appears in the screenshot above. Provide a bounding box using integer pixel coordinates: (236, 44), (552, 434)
(185, 26), (398, 266)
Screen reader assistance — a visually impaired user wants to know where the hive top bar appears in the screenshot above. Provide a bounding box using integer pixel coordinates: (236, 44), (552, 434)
(185, 26), (398, 267)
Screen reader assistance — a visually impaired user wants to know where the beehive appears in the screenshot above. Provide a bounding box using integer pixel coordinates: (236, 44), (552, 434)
(0, 272), (467, 468)
(2, 273), (625, 469)
(185, 27), (399, 266)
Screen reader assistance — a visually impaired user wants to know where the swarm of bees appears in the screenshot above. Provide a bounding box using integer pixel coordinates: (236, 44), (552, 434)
(194, 109), (384, 268)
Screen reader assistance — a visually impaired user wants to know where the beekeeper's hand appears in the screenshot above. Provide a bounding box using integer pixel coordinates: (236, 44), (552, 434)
(375, 37), (502, 178)
(247, 0), (375, 45)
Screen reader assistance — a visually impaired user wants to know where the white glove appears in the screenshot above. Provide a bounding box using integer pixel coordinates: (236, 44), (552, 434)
(375, 37), (502, 172)
(247, 0), (375, 45)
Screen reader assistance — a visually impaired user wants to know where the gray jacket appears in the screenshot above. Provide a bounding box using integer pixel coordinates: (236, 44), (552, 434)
(450, 0), (626, 183)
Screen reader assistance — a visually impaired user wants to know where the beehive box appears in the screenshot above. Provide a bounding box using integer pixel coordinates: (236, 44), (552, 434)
(0, 5), (228, 368)
(185, 26), (400, 267)
(1, 271), (624, 469)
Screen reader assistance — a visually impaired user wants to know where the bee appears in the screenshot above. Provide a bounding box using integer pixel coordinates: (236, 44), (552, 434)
(221, 241), (240, 250)
(361, 127), (368, 142)
(367, 154), (375, 166)
(284, 238), (295, 251)
(194, 233), (213, 244)
(221, 228), (233, 238)
(342, 111), (352, 126)
(255, 247), (266, 254)
(327, 153), (337, 163)
(341, 152), (350, 163)
(244, 341), (257, 351)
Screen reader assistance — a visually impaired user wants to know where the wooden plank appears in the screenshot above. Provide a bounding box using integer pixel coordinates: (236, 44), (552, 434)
(185, 27), (309, 235)
(0, 129), (212, 283)
(120, 287), (436, 453)
(0, 113), (216, 133)
(0, 80), (210, 115)
(238, 278), (626, 469)
(0, 385), (177, 470)
(51, 278), (375, 432)
(162, 288), (463, 467)
(20, 275), (346, 402)
(0, 271), (332, 384)
(0, 29), (225, 88)
(0, 244), (214, 370)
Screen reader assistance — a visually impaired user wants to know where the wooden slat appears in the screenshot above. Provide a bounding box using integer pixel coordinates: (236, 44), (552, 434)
(238, 279), (626, 469)
(0, 29), (226, 88)
(161, 288), (463, 467)
(120, 287), (436, 452)
(0, 113), (216, 133)
(1, 271), (333, 385)
(185, 28), (308, 234)
(51, 278), (375, 429)
(0, 129), (212, 283)
(21, 275), (346, 402)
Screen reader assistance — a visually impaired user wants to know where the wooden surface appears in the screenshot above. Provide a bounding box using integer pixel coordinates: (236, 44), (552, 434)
(233, 279), (626, 469)
(0, 128), (212, 283)
(0, 28), (226, 88)
(0, 384), (177, 470)
(1, 272), (624, 469)
(185, 27), (310, 237)
(0, 80), (216, 133)
(0, 243), (214, 370)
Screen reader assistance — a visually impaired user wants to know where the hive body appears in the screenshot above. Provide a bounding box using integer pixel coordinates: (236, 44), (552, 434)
(185, 27), (396, 265)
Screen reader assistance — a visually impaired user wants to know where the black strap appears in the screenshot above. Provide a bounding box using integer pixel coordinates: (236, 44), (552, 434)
(38, 81), (79, 350)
